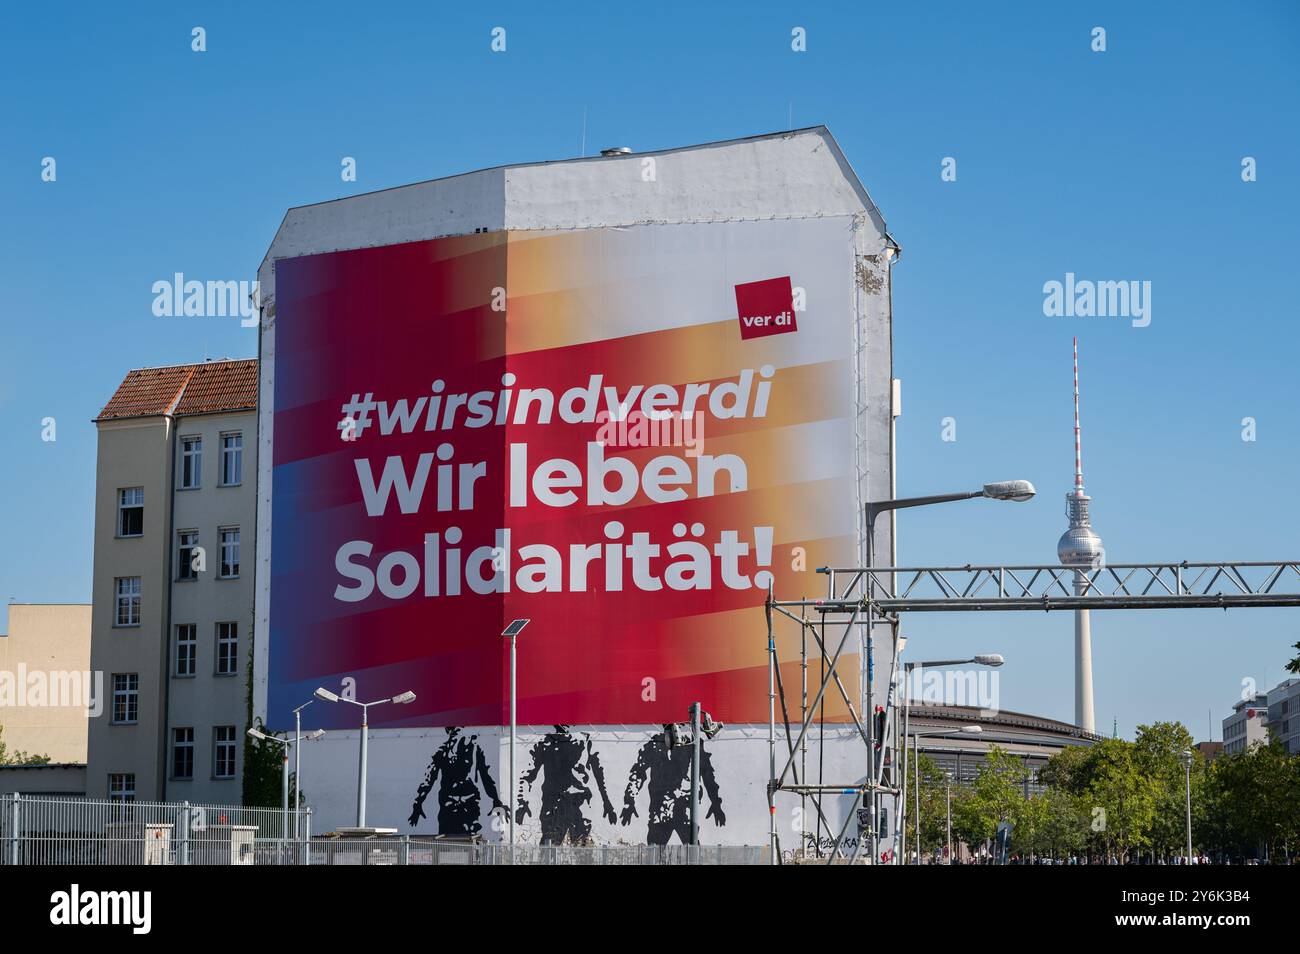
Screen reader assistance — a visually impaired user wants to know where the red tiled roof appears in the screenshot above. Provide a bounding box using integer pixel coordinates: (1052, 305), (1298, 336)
(96, 359), (258, 421)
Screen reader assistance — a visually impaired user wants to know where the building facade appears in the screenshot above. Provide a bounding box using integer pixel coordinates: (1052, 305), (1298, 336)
(909, 704), (1101, 794)
(0, 603), (92, 764)
(85, 359), (257, 802)
(1222, 693), (1270, 756)
(251, 127), (898, 845)
(1266, 678), (1300, 755)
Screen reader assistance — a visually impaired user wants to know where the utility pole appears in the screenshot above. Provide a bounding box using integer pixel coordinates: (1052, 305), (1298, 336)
(690, 702), (701, 847)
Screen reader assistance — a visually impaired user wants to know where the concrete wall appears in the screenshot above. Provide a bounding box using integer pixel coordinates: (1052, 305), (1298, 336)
(296, 725), (876, 853)
(0, 763), (87, 796)
(0, 604), (92, 763)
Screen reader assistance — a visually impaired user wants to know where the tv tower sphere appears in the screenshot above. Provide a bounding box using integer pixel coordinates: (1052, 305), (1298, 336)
(1057, 495), (1104, 567)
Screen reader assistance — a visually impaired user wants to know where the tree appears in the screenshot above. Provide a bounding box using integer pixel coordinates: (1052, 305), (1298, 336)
(1134, 721), (1201, 860)
(903, 753), (947, 860)
(0, 726), (51, 766)
(952, 747), (1027, 857)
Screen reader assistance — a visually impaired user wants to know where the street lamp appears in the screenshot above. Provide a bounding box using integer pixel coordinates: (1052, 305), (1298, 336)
(1181, 748), (1194, 864)
(288, 698), (324, 841)
(944, 771), (955, 865)
(862, 481), (1031, 864)
(246, 725), (325, 849)
(501, 619), (530, 856)
(898, 652), (1003, 864)
(313, 686), (416, 829)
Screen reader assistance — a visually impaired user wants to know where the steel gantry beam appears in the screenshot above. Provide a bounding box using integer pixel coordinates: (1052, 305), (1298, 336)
(791, 561), (1300, 613)
(763, 559), (1300, 866)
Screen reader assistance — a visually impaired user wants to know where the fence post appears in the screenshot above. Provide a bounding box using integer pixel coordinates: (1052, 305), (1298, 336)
(179, 802), (189, 866)
(9, 793), (19, 866)
(401, 835), (410, 866)
(304, 807), (312, 866)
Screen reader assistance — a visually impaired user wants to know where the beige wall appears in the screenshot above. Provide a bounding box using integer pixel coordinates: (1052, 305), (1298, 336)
(86, 417), (173, 800)
(0, 604), (92, 763)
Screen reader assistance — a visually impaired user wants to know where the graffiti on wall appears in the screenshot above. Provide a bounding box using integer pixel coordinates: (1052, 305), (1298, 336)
(406, 726), (735, 845)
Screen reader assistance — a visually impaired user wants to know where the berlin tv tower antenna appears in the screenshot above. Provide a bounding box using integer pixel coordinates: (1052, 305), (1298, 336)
(1057, 337), (1102, 733)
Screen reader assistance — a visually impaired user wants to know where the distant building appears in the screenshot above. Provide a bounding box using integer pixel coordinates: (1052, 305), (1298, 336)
(0, 604), (91, 763)
(85, 359), (257, 802)
(1266, 678), (1300, 755)
(908, 704), (1101, 794)
(1222, 693), (1270, 756)
(1194, 741), (1223, 762)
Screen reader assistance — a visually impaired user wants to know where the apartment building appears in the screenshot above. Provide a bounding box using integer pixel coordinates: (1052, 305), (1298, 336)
(85, 359), (257, 802)
(1222, 692), (1270, 756)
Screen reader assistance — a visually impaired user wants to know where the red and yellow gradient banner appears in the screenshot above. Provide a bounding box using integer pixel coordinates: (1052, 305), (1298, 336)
(268, 220), (860, 729)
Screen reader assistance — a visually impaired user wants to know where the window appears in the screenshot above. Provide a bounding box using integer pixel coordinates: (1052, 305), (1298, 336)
(114, 577), (141, 627)
(175, 624), (196, 677)
(219, 432), (243, 486)
(172, 727), (194, 780)
(177, 530), (199, 581)
(108, 773), (136, 802)
(216, 622), (238, 676)
(180, 436), (202, 489)
(111, 673), (139, 724)
(213, 726), (237, 778)
(118, 487), (144, 537)
(219, 527), (240, 579)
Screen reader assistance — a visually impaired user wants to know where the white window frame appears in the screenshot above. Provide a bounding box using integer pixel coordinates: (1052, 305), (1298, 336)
(218, 527), (240, 579)
(117, 487), (144, 538)
(216, 621), (238, 676)
(179, 435), (202, 490)
(219, 432), (243, 487)
(213, 726), (237, 779)
(111, 672), (139, 724)
(108, 773), (136, 802)
(175, 623), (197, 677)
(114, 577), (141, 627)
(172, 727), (195, 780)
(177, 529), (199, 581)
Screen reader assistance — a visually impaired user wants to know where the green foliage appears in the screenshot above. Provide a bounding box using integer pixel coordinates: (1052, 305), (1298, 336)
(242, 633), (283, 807)
(942, 720), (1300, 862)
(0, 726), (51, 766)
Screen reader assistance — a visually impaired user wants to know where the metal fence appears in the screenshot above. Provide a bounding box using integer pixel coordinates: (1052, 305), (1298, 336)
(2, 793), (309, 866)
(3, 794), (767, 865)
(308, 839), (768, 865)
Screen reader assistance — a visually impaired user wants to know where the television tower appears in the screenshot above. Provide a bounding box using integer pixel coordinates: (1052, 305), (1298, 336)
(1056, 337), (1102, 733)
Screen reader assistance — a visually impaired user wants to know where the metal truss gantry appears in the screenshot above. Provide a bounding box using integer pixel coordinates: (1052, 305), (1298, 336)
(764, 560), (1300, 866)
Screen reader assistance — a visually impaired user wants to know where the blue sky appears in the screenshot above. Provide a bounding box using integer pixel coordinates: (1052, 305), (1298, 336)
(2, 2), (1297, 739)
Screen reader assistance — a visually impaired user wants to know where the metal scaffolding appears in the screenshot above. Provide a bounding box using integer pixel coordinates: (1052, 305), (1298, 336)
(764, 560), (1300, 865)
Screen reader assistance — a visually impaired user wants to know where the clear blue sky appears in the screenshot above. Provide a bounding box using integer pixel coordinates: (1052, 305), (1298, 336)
(2, 2), (1297, 740)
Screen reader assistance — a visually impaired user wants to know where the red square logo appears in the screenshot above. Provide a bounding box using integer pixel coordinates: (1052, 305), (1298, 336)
(735, 276), (797, 340)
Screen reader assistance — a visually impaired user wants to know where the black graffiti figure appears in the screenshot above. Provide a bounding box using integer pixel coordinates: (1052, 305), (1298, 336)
(515, 726), (617, 844)
(408, 727), (505, 835)
(619, 728), (726, 844)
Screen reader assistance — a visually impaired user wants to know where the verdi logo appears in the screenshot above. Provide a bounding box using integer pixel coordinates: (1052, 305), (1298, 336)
(735, 275), (798, 340)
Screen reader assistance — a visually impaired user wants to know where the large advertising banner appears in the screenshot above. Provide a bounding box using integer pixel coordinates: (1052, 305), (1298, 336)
(268, 218), (861, 730)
